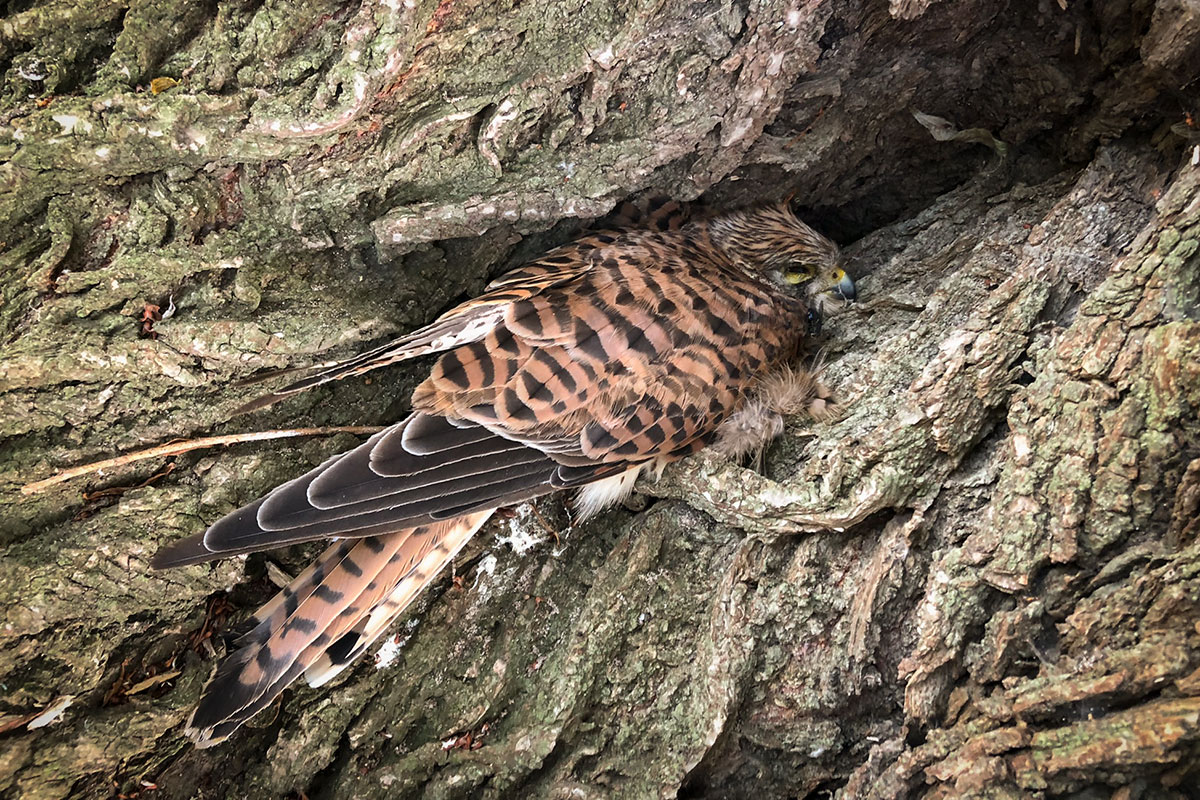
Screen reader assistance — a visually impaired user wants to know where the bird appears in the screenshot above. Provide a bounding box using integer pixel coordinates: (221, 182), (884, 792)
(151, 198), (856, 746)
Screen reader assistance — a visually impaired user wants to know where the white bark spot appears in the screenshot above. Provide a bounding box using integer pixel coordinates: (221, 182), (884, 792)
(1013, 433), (1031, 462)
(590, 44), (616, 69)
(721, 117), (755, 146)
(52, 115), (79, 134)
(472, 553), (498, 600)
(495, 504), (545, 555)
(676, 69), (690, 97)
(28, 696), (74, 729)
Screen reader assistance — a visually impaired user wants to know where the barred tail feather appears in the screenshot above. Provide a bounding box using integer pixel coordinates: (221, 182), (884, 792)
(304, 510), (491, 687)
(187, 511), (493, 747)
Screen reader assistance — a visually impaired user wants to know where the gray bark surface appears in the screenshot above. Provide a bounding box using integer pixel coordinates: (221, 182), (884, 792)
(1, 0), (1198, 798)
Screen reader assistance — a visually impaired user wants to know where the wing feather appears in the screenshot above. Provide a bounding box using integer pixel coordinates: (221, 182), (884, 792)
(234, 251), (595, 412)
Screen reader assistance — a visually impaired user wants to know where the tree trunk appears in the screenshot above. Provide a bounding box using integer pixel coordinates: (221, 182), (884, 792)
(2, 0), (1198, 798)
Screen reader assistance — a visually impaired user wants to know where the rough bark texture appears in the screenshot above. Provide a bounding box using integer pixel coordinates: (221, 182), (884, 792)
(2, 0), (1198, 798)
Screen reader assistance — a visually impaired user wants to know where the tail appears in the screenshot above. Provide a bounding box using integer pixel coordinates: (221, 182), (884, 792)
(187, 511), (493, 747)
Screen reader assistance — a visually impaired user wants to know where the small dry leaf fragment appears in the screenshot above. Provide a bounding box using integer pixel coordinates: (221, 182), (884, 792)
(911, 108), (1008, 156)
(150, 77), (179, 94)
(266, 561), (294, 589)
(126, 671), (182, 696)
(140, 302), (162, 338)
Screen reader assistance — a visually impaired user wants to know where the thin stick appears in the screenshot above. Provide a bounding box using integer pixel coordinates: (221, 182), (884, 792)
(20, 426), (385, 495)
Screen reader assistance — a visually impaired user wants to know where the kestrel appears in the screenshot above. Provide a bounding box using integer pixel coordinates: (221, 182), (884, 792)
(153, 199), (856, 746)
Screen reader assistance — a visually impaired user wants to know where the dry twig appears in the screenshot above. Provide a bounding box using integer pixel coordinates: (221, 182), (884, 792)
(20, 426), (385, 495)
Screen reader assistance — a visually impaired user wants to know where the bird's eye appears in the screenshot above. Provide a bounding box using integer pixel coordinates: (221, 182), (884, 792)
(783, 270), (805, 285)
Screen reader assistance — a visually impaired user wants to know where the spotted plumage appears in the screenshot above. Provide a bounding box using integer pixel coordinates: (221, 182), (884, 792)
(153, 199), (854, 746)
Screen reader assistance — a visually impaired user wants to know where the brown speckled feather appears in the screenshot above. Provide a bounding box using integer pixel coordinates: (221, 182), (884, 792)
(153, 200), (850, 747)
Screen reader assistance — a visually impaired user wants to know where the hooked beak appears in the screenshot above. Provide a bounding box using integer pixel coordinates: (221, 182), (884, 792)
(836, 271), (856, 302)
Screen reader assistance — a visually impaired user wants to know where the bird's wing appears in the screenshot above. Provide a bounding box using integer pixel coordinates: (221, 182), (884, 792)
(150, 413), (591, 566)
(412, 232), (803, 468)
(234, 248), (598, 412)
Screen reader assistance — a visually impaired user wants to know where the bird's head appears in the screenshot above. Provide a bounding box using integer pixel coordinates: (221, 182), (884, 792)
(709, 201), (856, 303)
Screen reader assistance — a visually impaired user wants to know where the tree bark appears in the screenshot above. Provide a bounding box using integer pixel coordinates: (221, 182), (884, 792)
(2, 0), (1198, 798)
